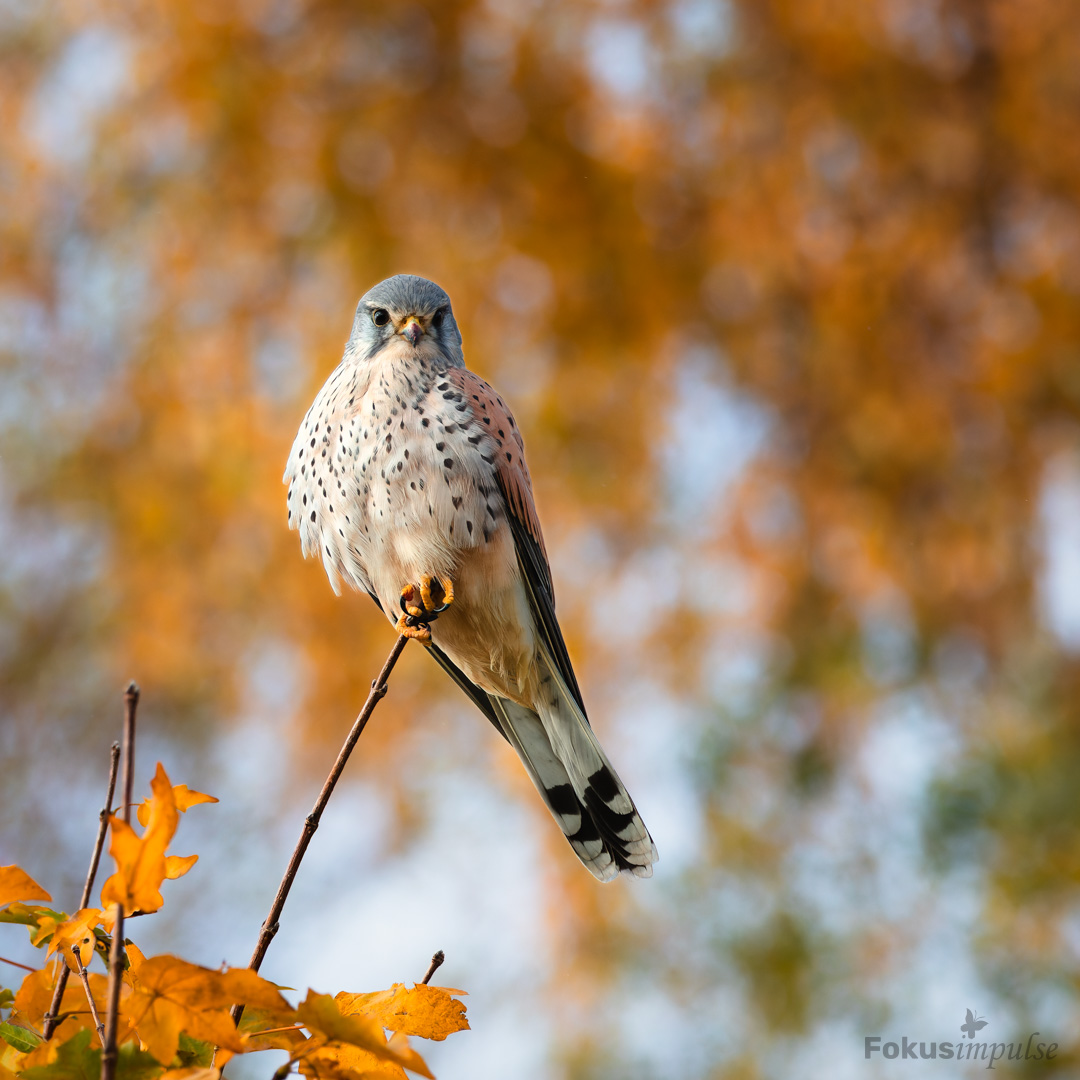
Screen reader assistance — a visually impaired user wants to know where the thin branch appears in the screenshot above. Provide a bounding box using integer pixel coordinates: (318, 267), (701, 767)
(421, 950), (445, 986)
(72, 951), (106, 1048)
(101, 682), (139, 1080)
(43, 741), (121, 1040)
(0, 956), (37, 974)
(121, 688), (138, 829)
(231, 634), (409, 1026)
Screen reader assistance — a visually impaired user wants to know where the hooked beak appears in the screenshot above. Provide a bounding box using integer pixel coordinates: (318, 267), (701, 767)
(401, 316), (423, 346)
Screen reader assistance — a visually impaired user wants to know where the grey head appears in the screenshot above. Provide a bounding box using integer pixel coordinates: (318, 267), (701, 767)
(346, 274), (463, 366)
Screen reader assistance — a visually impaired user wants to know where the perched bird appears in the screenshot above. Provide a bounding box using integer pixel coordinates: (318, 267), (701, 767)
(284, 274), (657, 881)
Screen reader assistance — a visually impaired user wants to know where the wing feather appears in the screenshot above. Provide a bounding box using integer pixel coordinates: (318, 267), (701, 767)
(445, 368), (588, 719)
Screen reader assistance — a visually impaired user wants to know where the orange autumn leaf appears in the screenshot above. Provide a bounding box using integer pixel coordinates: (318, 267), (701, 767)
(28, 915), (62, 949)
(124, 954), (292, 1065)
(239, 1008), (308, 1053)
(100, 763), (180, 916)
(0, 867), (51, 908)
(11, 968), (54, 1029)
(137, 785), (218, 828)
(11, 965), (127, 1047)
(46, 909), (102, 970)
(296, 992), (432, 1079)
(1, 1041), (25, 1080)
(299, 1042), (407, 1080)
(335, 985), (469, 1042)
(124, 942), (146, 978)
(164, 855), (198, 880)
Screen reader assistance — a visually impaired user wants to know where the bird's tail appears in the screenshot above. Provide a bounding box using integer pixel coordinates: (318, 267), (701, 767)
(490, 648), (657, 882)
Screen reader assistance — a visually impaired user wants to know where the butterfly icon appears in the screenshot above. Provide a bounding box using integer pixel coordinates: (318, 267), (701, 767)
(961, 1008), (988, 1039)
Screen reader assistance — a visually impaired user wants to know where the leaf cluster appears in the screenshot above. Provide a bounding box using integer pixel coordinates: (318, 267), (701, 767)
(1, 765), (467, 1080)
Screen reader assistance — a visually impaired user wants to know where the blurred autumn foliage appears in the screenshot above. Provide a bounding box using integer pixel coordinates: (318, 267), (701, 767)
(3, 0), (1080, 1076)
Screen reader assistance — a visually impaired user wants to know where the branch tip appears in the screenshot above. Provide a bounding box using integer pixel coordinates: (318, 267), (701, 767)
(421, 950), (445, 985)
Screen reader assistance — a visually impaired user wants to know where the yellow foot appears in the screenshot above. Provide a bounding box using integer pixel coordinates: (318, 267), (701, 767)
(419, 574), (454, 614)
(394, 610), (432, 643)
(397, 576), (455, 644)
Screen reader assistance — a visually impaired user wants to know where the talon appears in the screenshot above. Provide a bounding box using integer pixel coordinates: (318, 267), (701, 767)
(399, 584), (426, 620)
(394, 613), (432, 643)
(397, 575), (455, 642)
(420, 574), (455, 615)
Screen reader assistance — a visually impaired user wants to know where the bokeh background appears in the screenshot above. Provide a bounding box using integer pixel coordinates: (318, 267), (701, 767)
(3, 0), (1080, 1076)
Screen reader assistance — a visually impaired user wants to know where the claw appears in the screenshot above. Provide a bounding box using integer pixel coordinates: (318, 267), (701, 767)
(394, 612), (432, 643)
(420, 574), (455, 615)
(396, 576), (455, 644)
(399, 585), (426, 620)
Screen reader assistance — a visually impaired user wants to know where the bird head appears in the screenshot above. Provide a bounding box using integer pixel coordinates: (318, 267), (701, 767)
(347, 274), (464, 366)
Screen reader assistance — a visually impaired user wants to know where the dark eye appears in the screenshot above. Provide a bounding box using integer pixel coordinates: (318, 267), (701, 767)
(432, 307), (447, 328)
(371, 308), (390, 327)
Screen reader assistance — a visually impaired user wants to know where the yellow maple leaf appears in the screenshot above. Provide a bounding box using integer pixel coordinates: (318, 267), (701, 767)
(296, 993), (431, 1079)
(0, 867), (51, 908)
(11, 968), (53, 1028)
(100, 763), (180, 916)
(239, 1007), (308, 1053)
(2, 1038), (25, 1080)
(123, 954), (292, 1065)
(137, 785), (218, 828)
(11, 965), (129, 1047)
(28, 915), (62, 949)
(164, 855), (198, 880)
(46, 908), (103, 970)
(299, 1042), (407, 1080)
(124, 942), (146, 978)
(336, 985), (468, 1042)
(159, 1069), (221, 1080)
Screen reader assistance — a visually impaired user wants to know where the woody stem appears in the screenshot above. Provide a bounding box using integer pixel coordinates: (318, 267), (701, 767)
(101, 683), (139, 1080)
(230, 634), (410, 1026)
(43, 742), (121, 1041)
(72, 950), (106, 1048)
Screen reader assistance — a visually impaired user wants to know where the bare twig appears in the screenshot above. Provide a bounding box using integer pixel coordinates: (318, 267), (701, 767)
(43, 742), (121, 1040)
(0, 956), (37, 974)
(230, 635), (409, 1026)
(72, 950), (106, 1048)
(101, 682), (139, 1080)
(421, 950), (445, 986)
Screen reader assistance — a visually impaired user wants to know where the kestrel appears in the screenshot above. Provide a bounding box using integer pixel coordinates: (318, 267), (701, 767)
(284, 274), (657, 881)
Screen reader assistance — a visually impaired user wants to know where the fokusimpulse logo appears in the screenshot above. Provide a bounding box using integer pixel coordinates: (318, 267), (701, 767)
(865, 1010), (1059, 1069)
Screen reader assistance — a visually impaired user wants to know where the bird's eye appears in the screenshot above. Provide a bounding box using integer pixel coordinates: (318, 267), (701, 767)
(432, 307), (447, 328)
(371, 308), (390, 327)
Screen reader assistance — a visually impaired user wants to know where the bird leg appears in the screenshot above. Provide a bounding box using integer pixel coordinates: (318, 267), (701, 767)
(395, 575), (455, 643)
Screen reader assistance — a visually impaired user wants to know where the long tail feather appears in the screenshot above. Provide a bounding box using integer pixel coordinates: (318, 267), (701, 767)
(490, 697), (620, 881)
(490, 650), (658, 880)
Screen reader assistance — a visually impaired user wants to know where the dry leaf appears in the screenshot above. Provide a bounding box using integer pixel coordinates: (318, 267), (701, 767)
(163, 856), (198, 881)
(100, 764), (180, 916)
(123, 955), (291, 1065)
(46, 910), (102, 971)
(137, 786), (218, 828)
(159, 1069), (220, 1080)
(296, 993), (431, 1079)
(336, 985), (468, 1042)
(299, 1042), (407, 1080)
(0, 868), (51, 908)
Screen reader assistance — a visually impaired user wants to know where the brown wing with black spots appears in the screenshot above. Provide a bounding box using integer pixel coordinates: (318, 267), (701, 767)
(446, 367), (550, 568)
(446, 366), (588, 716)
